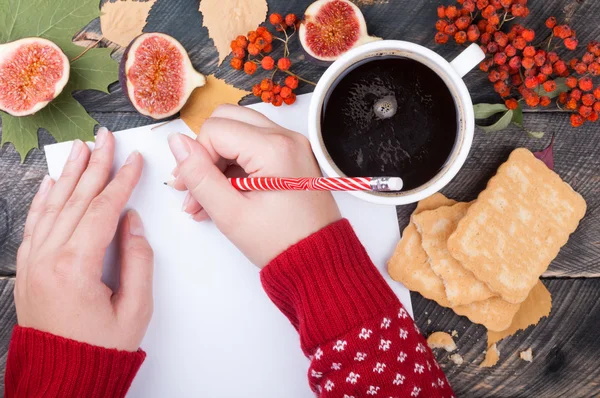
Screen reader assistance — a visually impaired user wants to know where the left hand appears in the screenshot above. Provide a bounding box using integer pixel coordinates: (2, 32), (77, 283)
(14, 128), (154, 351)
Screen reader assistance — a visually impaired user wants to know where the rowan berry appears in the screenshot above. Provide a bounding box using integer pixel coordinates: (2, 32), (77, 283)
(588, 111), (599, 122)
(500, 88), (511, 97)
(522, 57), (535, 69)
(445, 24), (458, 36)
(487, 41), (499, 53)
(570, 113), (584, 127)
(588, 41), (600, 56)
(543, 80), (557, 93)
(594, 86), (600, 100)
(505, 98), (519, 110)
(261, 56), (275, 70)
(232, 47), (245, 59)
(536, 73), (548, 84)
(488, 69), (501, 82)
(252, 84), (262, 97)
(456, 16), (471, 30)
(569, 58), (579, 69)
(261, 30), (273, 43)
(269, 13), (283, 26)
(546, 17), (557, 29)
(574, 62), (587, 75)
(280, 86), (293, 99)
(235, 35), (248, 49)
(261, 91), (274, 103)
(476, 0), (489, 10)
(480, 59), (492, 72)
(504, 44), (516, 57)
(571, 88), (583, 101)
(498, 67), (510, 81)
(259, 78), (273, 92)
(230, 57), (243, 70)
(540, 96), (551, 107)
(588, 62), (600, 76)
(247, 43), (260, 56)
(285, 75), (299, 89)
(285, 14), (297, 26)
(272, 84), (281, 95)
(230, 40), (239, 51)
(256, 26), (267, 36)
(523, 67), (537, 78)
(463, 0), (476, 12)
(435, 32), (450, 44)
(490, 0), (502, 9)
(455, 31), (467, 44)
(521, 29), (535, 42)
(582, 93), (595, 107)
(553, 25), (572, 39)
(566, 76), (578, 88)
(511, 4), (526, 16)
(272, 95), (283, 107)
(525, 76), (539, 89)
(579, 76), (593, 91)
(494, 81), (508, 93)
(564, 37), (578, 51)
(487, 14), (500, 26)
(579, 105), (593, 118)
(467, 25), (481, 42)
(247, 31), (258, 43)
(437, 5), (446, 18)
(525, 93), (540, 107)
(540, 63), (553, 75)
(547, 52), (559, 64)
(521, 46), (534, 58)
(594, 102), (600, 112)
(436, 20), (449, 32)
(482, 5), (495, 18)
(283, 92), (296, 105)
(511, 73), (523, 86)
(478, 19), (488, 32)
(494, 31), (508, 47)
(566, 98), (578, 110)
(263, 43), (273, 53)
(558, 92), (568, 104)
(480, 32), (492, 45)
(534, 51), (546, 67)
(277, 58), (291, 71)
(500, 0), (512, 8)
(553, 60), (568, 75)
(512, 37), (527, 50)
(508, 55), (521, 69)
(494, 52), (507, 65)
(244, 61), (257, 75)
(581, 52), (595, 64)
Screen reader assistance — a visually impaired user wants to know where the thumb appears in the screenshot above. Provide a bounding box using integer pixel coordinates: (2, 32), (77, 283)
(114, 210), (154, 324)
(168, 132), (245, 232)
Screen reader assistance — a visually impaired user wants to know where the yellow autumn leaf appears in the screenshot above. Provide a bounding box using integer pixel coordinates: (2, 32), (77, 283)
(180, 75), (251, 133)
(100, 0), (157, 47)
(200, 0), (268, 64)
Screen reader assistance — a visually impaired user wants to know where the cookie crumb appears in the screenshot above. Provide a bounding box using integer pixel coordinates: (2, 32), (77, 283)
(480, 343), (500, 367)
(427, 319), (432, 325)
(427, 332), (457, 352)
(449, 353), (463, 365)
(520, 348), (533, 362)
(451, 330), (459, 338)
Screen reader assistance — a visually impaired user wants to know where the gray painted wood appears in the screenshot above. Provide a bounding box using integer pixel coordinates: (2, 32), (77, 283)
(0, 0), (599, 396)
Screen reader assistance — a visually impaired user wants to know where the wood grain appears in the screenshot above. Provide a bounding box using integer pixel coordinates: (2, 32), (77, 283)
(0, 278), (17, 396)
(413, 278), (600, 398)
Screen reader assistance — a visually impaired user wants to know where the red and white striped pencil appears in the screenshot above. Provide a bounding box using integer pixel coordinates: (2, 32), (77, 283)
(228, 177), (403, 192)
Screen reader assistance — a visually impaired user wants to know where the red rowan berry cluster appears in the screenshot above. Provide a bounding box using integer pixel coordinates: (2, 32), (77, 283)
(435, 0), (600, 128)
(229, 12), (314, 106)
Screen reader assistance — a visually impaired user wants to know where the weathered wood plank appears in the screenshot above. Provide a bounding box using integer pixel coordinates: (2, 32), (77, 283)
(412, 278), (600, 398)
(0, 278), (16, 396)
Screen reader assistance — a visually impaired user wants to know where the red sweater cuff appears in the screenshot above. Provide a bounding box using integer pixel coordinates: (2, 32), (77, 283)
(260, 218), (399, 355)
(5, 326), (146, 398)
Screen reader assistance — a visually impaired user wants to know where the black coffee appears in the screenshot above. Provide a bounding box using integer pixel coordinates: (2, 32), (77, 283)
(321, 56), (457, 191)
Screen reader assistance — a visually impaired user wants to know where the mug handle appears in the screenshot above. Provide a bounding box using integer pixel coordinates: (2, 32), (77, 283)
(450, 43), (486, 77)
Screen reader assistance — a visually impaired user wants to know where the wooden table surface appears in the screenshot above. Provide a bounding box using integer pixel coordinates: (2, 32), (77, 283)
(1, 0), (599, 396)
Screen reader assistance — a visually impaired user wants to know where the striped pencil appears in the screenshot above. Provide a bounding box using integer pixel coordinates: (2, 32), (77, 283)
(228, 177), (403, 192)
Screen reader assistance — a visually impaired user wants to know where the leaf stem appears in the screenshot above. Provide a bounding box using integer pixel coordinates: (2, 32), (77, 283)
(282, 69), (316, 86)
(71, 37), (103, 63)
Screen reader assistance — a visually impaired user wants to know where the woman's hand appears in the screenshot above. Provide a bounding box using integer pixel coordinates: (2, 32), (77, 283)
(15, 128), (153, 351)
(168, 104), (341, 268)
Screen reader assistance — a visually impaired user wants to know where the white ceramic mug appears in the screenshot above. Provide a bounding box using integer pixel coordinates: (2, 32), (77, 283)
(308, 41), (485, 205)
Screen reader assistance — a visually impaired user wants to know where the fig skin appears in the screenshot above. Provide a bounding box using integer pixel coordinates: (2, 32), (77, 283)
(299, 0), (381, 65)
(0, 37), (70, 117)
(120, 33), (206, 120)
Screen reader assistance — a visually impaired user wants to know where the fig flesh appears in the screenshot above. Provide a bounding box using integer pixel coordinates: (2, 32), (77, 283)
(299, 0), (381, 64)
(0, 37), (70, 117)
(120, 33), (206, 120)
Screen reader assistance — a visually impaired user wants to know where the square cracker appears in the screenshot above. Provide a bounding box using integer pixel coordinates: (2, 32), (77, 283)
(448, 148), (587, 304)
(413, 202), (496, 306)
(387, 193), (456, 307)
(454, 295), (520, 332)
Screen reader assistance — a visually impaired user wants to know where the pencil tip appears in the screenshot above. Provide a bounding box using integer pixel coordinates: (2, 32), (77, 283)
(163, 182), (167, 185)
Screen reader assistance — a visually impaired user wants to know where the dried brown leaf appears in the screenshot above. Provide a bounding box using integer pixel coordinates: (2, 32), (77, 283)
(180, 75), (250, 133)
(533, 135), (555, 171)
(200, 0), (268, 64)
(100, 0), (156, 47)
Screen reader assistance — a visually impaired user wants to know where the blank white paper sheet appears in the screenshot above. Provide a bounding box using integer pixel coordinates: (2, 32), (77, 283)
(44, 93), (412, 398)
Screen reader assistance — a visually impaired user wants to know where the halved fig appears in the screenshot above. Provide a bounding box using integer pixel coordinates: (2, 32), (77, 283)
(0, 37), (70, 117)
(120, 33), (206, 120)
(299, 0), (381, 64)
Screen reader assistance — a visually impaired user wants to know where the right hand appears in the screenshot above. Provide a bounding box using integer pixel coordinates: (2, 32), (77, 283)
(168, 104), (341, 268)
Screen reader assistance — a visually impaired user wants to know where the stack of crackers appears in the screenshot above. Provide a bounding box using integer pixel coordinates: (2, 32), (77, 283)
(388, 148), (587, 335)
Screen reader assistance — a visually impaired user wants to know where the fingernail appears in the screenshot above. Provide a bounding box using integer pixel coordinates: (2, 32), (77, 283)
(125, 150), (140, 165)
(128, 210), (145, 237)
(95, 127), (109, 149)
(165, 179), (176, 188)
(68, 140), (83, 161)
(38, 175), (52, 195)
(168, 132), (190, 163)
(182, 192), (192, 212)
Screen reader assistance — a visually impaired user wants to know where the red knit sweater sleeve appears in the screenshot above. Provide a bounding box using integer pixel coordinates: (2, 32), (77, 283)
(261, 219), (454, 397)
(4, 326), (145, 398)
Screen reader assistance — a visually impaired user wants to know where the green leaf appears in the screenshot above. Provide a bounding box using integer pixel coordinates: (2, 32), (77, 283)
(527, 131), (545, 139)
(535, 77), (569, 99)
(0, 0), (118, 160)
(511, 104), (524, 128)
(474, 103), (509, 119)
(477, 110), (514, 133)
